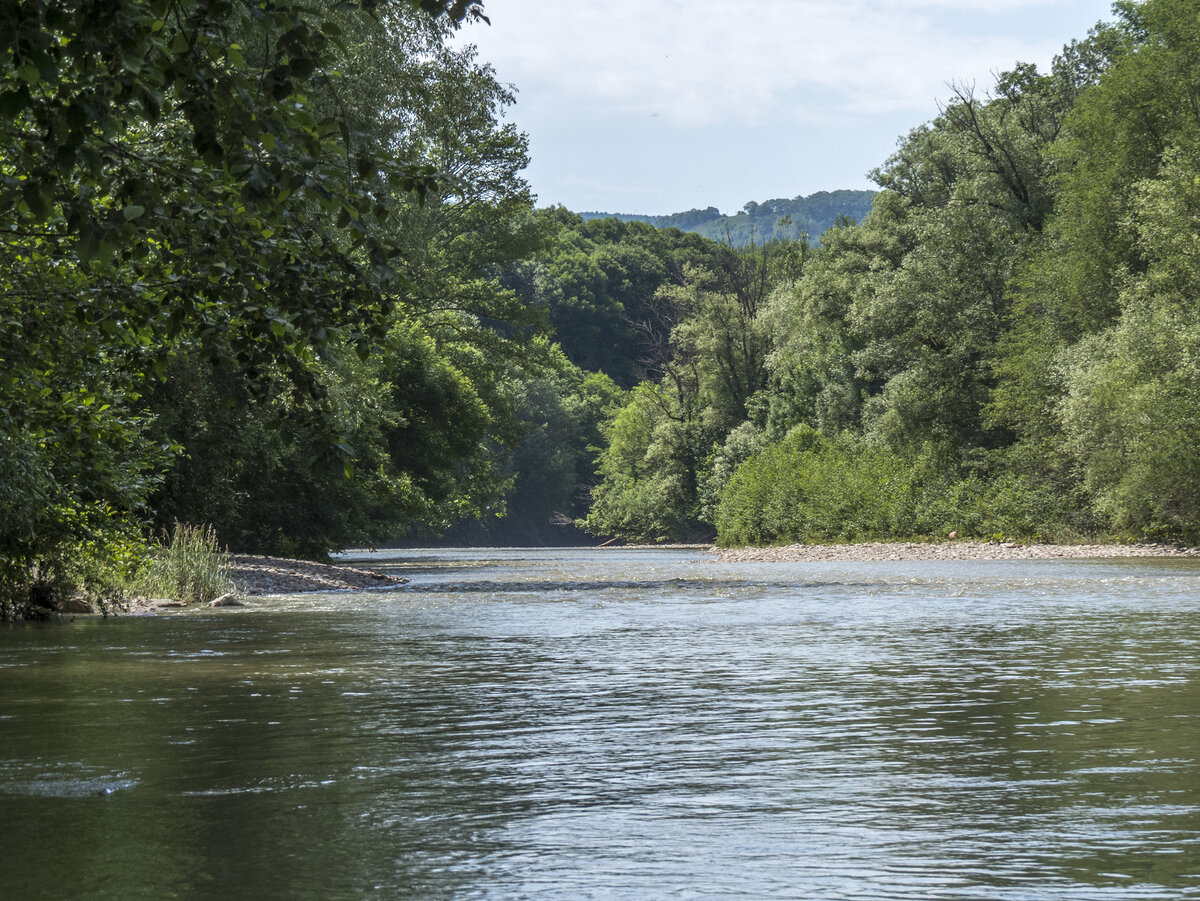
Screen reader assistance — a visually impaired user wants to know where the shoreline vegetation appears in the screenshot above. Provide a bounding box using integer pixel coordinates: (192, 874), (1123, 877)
(68, 555), (406, 616)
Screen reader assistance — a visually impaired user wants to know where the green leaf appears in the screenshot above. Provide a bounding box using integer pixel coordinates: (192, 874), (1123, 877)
(0, 88), (31, 117)
(77, 229), (99, 261)
(122, 205), (146, 221)
(22, 183), (49, 219)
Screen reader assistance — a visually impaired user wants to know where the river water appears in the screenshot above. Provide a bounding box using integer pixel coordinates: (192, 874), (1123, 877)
(3, 548), (1200, 899)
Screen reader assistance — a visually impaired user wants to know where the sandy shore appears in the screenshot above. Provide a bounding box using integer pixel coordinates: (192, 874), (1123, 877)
(228, 555), (406, 595)
(713, 541), (1200, 563)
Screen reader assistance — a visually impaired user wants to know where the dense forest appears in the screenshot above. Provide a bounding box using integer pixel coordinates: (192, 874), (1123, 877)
(575, 0), (1200, 549)
(4, 0), (1200, 615)
(579, 190), (877, 247)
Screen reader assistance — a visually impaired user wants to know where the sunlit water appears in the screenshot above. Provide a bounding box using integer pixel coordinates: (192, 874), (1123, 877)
(3, 548), (1200, 899)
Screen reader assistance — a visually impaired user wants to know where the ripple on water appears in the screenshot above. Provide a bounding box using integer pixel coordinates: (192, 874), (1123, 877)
(2, 549), (1200, 899)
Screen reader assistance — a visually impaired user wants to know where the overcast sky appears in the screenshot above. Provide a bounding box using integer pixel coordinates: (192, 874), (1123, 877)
(452, 0), (1116, 215)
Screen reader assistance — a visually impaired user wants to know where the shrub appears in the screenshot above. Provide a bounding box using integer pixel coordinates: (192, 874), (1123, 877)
(715, 427), (922, 545)
(715, 429), (1091, 546)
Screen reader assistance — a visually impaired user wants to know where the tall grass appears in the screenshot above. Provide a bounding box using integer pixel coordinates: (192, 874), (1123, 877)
(134, 523), (233, 604)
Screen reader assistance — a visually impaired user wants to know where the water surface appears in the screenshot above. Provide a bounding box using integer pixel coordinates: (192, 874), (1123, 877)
(3, 548), (1200, 899)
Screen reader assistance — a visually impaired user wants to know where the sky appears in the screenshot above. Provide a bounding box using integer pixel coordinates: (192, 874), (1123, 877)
(452, 0), (1117, 216)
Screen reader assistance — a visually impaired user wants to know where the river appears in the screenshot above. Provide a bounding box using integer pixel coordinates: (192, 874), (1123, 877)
(2, 548), (1199, 899)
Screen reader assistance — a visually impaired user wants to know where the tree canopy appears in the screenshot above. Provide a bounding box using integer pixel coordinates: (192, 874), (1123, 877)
(1, 0), (537, 609)
(579, 0), (1200, 549)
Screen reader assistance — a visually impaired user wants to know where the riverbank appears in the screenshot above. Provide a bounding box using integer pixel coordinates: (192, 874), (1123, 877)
(233, 543), (1200, 592)
(229, 555), (406, 595)
(713, 541), (1200, 563)
(101, 555), (406, 612)
(117, 542), (1200, 611)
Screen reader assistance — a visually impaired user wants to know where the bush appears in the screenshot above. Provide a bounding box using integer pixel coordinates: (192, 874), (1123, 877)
(133, 524), (233, 604)
(715, 429), (1091, 546)
(715, 427), (918, 545)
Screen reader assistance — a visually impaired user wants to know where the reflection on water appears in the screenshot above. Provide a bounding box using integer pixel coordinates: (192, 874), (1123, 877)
(3, 549), (1200, 899)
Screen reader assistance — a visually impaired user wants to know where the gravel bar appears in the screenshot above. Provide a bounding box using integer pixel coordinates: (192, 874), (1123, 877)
(713, 541), (1200, 563)
(228, 554), (406, 595)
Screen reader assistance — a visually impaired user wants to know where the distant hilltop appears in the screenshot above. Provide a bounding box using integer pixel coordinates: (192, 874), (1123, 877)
(580, 189), (876, 247)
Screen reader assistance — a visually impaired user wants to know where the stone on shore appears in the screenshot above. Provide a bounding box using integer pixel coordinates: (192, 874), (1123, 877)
(59, 595), (95, 614)
(228, 554), (407, 596)
(714, 541), (1200, 563)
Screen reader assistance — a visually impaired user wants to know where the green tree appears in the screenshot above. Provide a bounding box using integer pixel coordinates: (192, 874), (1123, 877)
(0, 0), (490, 608)
(763, 195), (915, 438)
(524, 212), (722, 386)
(139, 4), (546, 556)
(1059, 143), (1200, 540)
(582, 241), (800, 541)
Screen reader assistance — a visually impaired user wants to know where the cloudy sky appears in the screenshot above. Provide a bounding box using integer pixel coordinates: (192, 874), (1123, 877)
(453, 0), (1116, 215)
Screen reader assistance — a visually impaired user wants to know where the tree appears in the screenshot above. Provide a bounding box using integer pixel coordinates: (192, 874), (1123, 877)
(1059, 141), (1200, 540)
(581, 241), (801, 542)
(763, 61), (1065, 458)
(0, 0), (490, 608)
(521, 212), (722, 386)
(763, 196), (915, 438)
(991, 3), (1188, 444)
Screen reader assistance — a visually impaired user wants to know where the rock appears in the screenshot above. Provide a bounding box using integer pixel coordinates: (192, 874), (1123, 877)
(148, 599), (186, 608)
(208, 593), (245, 608)
(59, 595), (95, 614)
(947, 531), (958, 540)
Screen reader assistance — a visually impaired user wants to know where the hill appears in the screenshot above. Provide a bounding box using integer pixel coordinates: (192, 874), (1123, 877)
(579, 189), (876, 246)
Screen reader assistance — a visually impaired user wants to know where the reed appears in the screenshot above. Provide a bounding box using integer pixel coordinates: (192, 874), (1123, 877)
(135, 523), (233, 604)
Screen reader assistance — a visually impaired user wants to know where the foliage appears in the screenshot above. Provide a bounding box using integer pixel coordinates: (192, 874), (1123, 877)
(10, 0), (1200, 578)
(716, 428), (921, 545)
(581, 384), (707, 542)
(0, 0), (562, 608)
(132, 522), (233, 604)
(696, 420), (768, 526)
(580, 240), (804, 542)
(715, 428), (1089, 547)
(1059, 144), (1200, 541)
(511, 211), (723, 386)
(762, 192), (916, 438)
(445, 350), (625, 545)
(592, 0), (1200, 547)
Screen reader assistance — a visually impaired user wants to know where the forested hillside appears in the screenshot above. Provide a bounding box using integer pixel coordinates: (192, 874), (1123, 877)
(581, 0), (1200, 548)
(580, 190), (876, 247)
(5, 0), (1200, 615)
